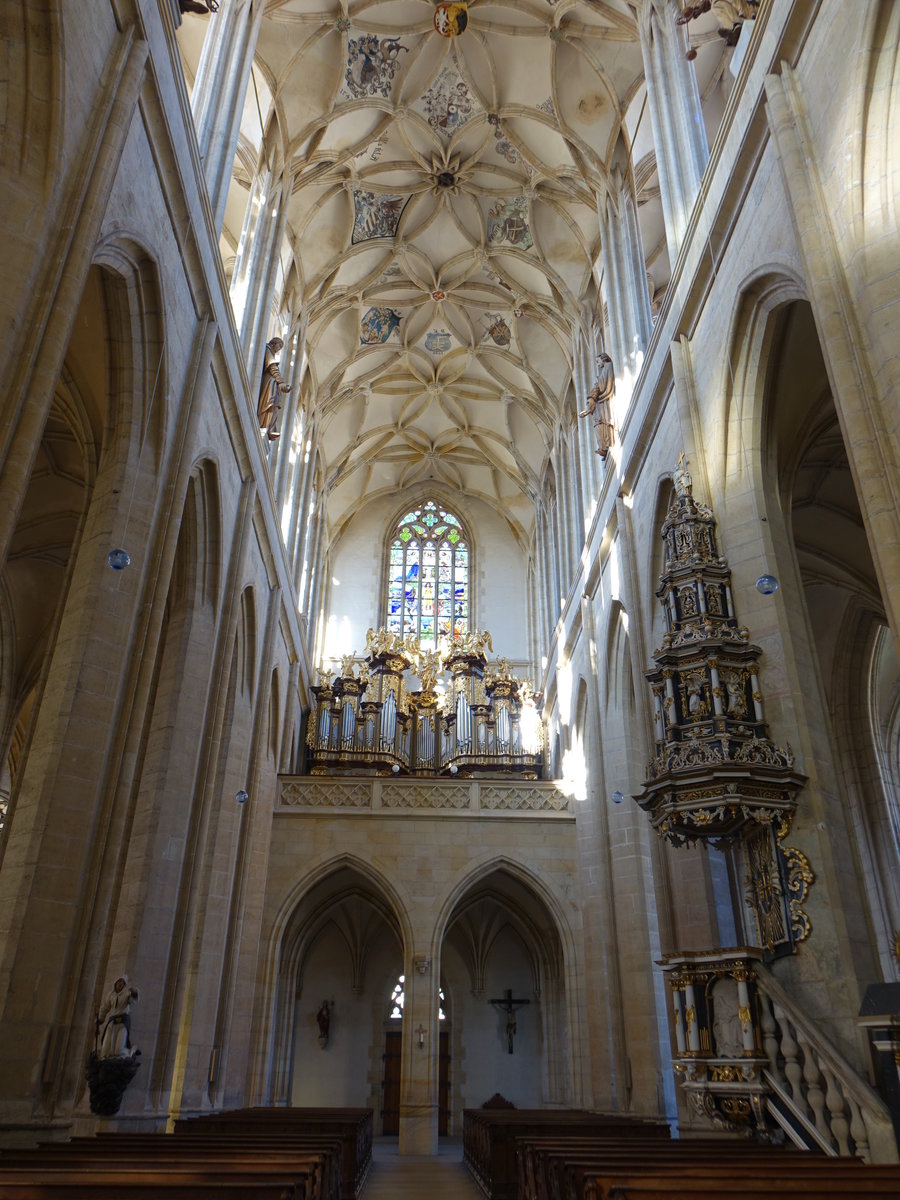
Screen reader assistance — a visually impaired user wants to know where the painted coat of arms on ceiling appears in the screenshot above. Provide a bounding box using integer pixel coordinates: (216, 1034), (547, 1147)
(487, 197), (533, 250)
(352, 191), (408, 243)
(420, 67), (481, 138)
(487, 114), (521, 165)
(482, 313), (511, 348)
(343, 34), (408, 100)
(424, 329), (453, 356)
(433, 2), (468, 37)
(360, 306), (401, 345)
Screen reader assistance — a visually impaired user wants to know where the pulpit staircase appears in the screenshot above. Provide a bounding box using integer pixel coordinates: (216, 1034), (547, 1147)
(754, 965), (897, 1162)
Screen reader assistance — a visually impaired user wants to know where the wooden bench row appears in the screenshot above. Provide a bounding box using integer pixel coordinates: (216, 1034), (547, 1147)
(174, 1105), (372, 1200)
(463, 1110), (670, 1200)
(0, 1107), (372, 1200)
(513, 1128), (900, 1200)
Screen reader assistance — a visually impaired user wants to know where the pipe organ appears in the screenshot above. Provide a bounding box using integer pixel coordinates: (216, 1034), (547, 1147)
(306, 629), (543, 777)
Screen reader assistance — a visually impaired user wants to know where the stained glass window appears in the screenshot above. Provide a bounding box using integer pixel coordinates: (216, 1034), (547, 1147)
(386, 501), (470, 651)
(387, 974), (446, 1021)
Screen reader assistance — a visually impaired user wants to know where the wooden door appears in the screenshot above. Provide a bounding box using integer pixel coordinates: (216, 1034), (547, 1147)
(438, 1030), (450, 1135)
(382, 1031), (401, 1134)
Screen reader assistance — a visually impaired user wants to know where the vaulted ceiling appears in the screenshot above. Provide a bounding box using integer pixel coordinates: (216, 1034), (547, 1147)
(179, 1), (730, 546)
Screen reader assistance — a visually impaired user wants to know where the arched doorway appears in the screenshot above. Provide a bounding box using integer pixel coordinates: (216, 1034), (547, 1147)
(272, 864), (406, 1116)
(439, 865), (571, 1127)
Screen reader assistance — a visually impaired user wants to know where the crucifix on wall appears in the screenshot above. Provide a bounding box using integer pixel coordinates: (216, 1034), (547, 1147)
(489, 988), (530, 1054)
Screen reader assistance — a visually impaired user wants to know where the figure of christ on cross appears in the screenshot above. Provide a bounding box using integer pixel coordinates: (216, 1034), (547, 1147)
(489, 988), (530, 1054)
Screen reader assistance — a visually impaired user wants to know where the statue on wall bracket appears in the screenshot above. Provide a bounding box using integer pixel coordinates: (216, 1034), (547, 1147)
(86, 974), (141, 1116)
(579, 352), (615, 460)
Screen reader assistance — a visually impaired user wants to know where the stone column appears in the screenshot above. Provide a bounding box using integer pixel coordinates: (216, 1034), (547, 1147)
(534, 511), (552, 647)
(398, 958), (439, 1155)
(599, 166), (653, 403)
(230, 164), (290, 391)
(230, 168), (276, 346)
(555, 437), (574, 590)
(191, 0), (266, 233)
(568, 422), (585, 565)
(274, 315), (307, 503)
(245, 172), (291, 398)
(636, 0), (709, 261)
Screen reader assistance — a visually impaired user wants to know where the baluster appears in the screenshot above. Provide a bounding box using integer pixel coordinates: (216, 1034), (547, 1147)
(847, 1094), (871, 1162)
(821, 1064), (851, 1156)
(758, 992), (780, 1079)
(798, 1034), (834, 1148)
(772, 1003), (806, 1111)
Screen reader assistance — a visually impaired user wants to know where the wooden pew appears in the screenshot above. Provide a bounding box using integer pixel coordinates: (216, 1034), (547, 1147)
(82, 1132), (343, 1200)
(463, 1110), (669, 1200)
(0, 1145), (337, 1200)
(579, 1165), (900, 1200)
(516, 1136), (789, 1200)
(556, 1148), (865, 1200)
(0, 1167), (300, 1200)
(173, 1107), (372, 1200)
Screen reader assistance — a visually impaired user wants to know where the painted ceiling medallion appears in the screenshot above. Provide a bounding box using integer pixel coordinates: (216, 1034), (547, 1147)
(343, 34), (408, 99)
(434, 2), (468, 37)
(360, 306), (401, 345)
(431, 290), (446, 302)
(351, 191), (407, 243)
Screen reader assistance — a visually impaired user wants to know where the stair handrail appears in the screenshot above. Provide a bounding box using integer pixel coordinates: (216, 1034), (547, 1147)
(755, 962), (897, 1162)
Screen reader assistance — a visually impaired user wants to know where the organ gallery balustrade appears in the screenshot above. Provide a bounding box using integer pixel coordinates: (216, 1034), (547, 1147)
(306, 629), (544, 778)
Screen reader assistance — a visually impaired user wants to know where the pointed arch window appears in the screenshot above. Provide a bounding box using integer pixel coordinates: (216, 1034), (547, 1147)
(386, 500), (470, 651)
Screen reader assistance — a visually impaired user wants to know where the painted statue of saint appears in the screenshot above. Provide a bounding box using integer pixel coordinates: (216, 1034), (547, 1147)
(257, 337), (291, 441)
(579, 352), (615, 459)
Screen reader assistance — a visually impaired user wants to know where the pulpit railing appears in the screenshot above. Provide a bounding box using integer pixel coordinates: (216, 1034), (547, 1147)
(755, 964), (897, 1162)
(660, 949), (897, 1162)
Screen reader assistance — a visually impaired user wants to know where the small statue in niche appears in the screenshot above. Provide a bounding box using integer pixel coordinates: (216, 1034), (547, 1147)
(685, 677), (704, 717)
(725, 674), (748, 717)
(579, 352), (616, 460)
(316, 1000), (331, 1048)
(258, 337), (291, 441)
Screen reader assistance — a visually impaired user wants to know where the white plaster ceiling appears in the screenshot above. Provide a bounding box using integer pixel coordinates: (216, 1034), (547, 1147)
(180, 2), (732, 547)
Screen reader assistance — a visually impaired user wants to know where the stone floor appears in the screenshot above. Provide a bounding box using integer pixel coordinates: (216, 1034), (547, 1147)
(365, 1139), (482, 1200)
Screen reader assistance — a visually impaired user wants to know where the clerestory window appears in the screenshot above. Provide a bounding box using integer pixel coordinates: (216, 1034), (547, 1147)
(386, 500), (470, 651)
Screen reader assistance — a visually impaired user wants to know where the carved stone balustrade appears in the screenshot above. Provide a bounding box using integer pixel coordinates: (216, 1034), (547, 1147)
(278, 777), (573, 818)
